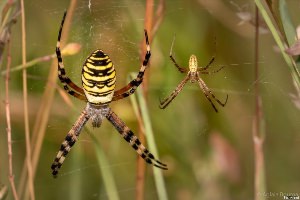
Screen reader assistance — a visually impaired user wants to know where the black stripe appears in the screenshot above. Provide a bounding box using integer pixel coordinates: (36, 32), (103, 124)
(87, 59), (112, 67)
(83, 66), (115, 77)
(143, 52), (150, 66)
(135, 139), (141, 145)
(92, 50), (107, 58)
(132, 144), (138, 150)
(84, 89), (114, 97)
(56, 51), (63, 62)
(83, 75), (116, 86)
(58, 68), (66, 75)
(137, 71), (144, 78)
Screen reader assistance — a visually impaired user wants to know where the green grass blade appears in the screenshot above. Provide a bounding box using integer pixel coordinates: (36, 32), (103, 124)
(129, 73), (168, 200)
(87, 129), (120, 200)
(69, 146), (82, 200)
(279, 0), (296, 46)
(255, 0), (300, 86)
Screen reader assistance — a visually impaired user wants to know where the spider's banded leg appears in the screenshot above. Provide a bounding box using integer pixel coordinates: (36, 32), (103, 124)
(197, 75), (228, 113)
(56, 11), (87, 101)
(51, 109), (90, 177)
(159, 75), (190, 109)
(112, 30), (151, 101)
(169, 35), (187, 73)
(106, 110), (167, 170)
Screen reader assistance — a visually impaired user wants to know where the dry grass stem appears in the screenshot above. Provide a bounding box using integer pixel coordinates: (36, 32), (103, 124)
(1, 42), (81, 75)
(253, 5), (266, 200)
(18, 1), (78, 199)
(135, 1), (165, 199)
(5, 40), (19, 200)
(20, 0), (35, 199)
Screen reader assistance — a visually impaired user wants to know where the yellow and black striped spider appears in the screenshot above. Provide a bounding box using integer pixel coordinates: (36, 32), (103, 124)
(159, 36), (228, 112)
(51, 11), (167, 177)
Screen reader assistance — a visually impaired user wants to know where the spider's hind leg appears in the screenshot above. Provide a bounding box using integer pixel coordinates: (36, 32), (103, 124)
(51, 108), (90, 177)
(106, 109), (167, 170)
(197, 76), (228, 113)
(159, 74), (190, 109)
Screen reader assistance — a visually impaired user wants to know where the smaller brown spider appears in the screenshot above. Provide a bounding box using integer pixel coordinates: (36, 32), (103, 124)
(159, 36), (228, 112)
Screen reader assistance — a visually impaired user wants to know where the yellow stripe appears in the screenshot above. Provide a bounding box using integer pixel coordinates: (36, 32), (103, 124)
(85, 61), (114, 71)
(82, 76), (93, 87)
(82, 71), (116, 82)
(89, 55), (109, 60)
(85, 62), (106, 70)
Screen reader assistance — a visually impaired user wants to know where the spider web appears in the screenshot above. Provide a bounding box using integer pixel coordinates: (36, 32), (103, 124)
(4, 0), (300, 200)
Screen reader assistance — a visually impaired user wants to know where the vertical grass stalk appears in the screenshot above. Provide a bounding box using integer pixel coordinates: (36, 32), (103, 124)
(129, 73), (168, 200)
(20, 0), (35, 199)
(253, 5), (266, 200)
(254, 0), (300, 87)
(5, 40), (19, 200)
(18, 2), (78, 199)
(87, 130), (120, 200)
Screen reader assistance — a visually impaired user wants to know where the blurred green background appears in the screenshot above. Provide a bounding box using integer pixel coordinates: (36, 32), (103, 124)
(1, 0), (300, 199)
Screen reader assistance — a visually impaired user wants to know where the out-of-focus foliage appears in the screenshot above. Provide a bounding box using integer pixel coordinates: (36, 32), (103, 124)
(1, 0), (300, 200)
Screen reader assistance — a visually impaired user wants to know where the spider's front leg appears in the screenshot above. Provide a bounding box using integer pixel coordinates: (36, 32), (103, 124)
(56, 11), (87, 101)
(112, 30), (151, 101)
(106, 109), (167, 170)
(51, 107), (90, 177)
(169, 35), (187, 73)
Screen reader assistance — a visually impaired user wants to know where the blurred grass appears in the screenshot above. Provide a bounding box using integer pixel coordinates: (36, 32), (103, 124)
(255, 0), (300, 87)
(129, 73), (168, 200)
(1, 0), (300, 200)
(88, 130), (120, 200)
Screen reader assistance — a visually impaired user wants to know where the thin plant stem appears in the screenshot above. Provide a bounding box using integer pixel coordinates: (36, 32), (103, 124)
(130, 73), (168, 200)
(254, 0), (300, 87)
(1, 43), (81, 76)
(136, 81), (168, 200)
(5, 40), (19, 200)
(129, 78), (146, 200)
(2, 54), (55, 75)
(144, 0), (154, 34)
(151, 0), (165, 38)
(18, 1), (78, 199)
(0, 0), (18, 66)
(20, 0), (35, 199)
(253, 5), (266, 200)
(134, 1), (165, 199)
(0, 184), (8, 200)
(134, 1), (155, 198)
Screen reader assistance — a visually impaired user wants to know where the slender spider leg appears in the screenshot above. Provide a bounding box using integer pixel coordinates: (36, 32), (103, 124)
(106, 109), (167, 170)
(112, 30), (151, 101)
(159, 74), (190, 109)
(199, 36), (217, 71)
(56, 11), (87, 101)
(196, 75), (228, 112)
(51, 108), (90, 177)
(199, 65), (226, 75)
(169, 35), (187, 73)
(198, 56), (215, 71)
